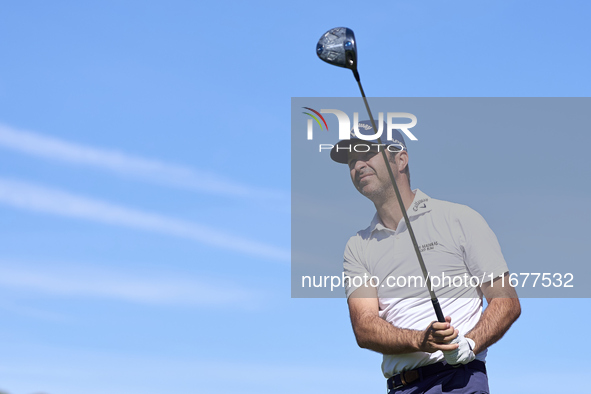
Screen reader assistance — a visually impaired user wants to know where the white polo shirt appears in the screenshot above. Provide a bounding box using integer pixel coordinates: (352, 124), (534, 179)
(343, 190), (509, 377)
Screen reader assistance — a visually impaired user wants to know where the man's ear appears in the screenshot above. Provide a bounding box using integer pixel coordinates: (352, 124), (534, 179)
(397, 150), (409, 172)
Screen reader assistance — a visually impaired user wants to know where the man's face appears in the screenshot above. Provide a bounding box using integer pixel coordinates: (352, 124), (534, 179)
(347, 146), (397, 201)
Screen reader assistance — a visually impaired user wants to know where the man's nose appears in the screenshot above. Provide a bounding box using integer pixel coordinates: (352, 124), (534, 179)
(354, 157), (368, 171)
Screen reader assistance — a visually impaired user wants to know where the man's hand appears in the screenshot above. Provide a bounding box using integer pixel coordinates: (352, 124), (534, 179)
(443, 334), (476, 365)
(348, 287), (458, 355)
(418, 316), (459, 353)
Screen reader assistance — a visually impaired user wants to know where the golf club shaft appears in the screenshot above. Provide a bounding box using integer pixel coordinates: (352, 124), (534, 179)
(354, 75), (445, 323)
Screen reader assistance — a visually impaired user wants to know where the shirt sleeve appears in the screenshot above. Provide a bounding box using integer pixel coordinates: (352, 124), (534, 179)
(455, 205), (509, 283)
(343, 234), (372, 298)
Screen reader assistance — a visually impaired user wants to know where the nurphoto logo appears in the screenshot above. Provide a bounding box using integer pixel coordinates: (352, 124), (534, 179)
(302, 107), (418, 153)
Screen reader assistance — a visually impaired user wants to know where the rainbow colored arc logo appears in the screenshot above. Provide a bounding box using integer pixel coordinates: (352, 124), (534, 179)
(302, 107), (328, 131)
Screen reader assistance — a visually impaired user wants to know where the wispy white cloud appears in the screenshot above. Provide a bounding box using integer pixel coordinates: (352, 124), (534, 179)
(0, 261), (260, 307)
(0, 123), (288, 201)
(0, 177), (290, 262)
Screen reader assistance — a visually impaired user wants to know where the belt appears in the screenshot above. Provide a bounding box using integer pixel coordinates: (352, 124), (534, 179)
(387, 360), (486, 392)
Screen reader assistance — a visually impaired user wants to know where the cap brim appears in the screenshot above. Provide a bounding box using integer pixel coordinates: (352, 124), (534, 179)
(330, 139), (404, 164)
(330, 140), (359, 164)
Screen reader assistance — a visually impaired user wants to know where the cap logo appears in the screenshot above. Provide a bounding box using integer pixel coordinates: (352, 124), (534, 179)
(355, 123), (372, 131)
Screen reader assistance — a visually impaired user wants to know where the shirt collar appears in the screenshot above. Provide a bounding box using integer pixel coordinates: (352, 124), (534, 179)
(369, 189), (432, 234)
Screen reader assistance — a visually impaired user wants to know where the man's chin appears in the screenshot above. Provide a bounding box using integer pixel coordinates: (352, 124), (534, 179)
(357, 179), (373, 190)
(359, 186), (378, 198)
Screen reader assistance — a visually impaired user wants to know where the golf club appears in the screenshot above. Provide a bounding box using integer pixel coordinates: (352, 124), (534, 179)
(317, 27), (446, 323)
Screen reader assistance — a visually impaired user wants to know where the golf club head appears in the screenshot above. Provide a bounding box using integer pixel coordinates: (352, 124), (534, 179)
(317, 27), (358, 74)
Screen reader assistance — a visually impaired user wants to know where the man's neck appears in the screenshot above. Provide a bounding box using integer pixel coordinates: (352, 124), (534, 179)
(374, 188), (416, 231)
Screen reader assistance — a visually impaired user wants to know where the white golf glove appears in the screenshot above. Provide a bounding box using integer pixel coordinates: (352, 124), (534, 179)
(443, 334), (475, 365)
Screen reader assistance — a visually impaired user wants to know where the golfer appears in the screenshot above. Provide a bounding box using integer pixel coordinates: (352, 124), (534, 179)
(331, 120), (521, 393)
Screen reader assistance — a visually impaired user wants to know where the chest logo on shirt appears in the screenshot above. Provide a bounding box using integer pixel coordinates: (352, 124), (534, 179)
(419, 241), (439, 252)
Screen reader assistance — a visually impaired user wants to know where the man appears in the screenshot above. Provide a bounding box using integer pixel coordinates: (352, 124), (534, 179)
(331, 120), (521, 393)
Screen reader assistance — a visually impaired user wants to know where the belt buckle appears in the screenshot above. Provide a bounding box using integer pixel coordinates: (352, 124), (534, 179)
(387, 374), (405, 393)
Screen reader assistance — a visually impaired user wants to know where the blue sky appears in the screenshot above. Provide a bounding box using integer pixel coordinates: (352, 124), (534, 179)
(0, 1), (589, 393)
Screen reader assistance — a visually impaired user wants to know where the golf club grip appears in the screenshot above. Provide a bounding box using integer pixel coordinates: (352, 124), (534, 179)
(432, 299), (446, 323)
